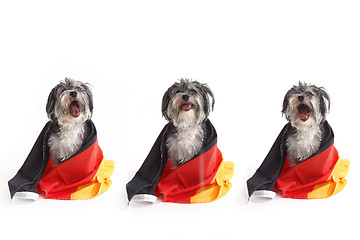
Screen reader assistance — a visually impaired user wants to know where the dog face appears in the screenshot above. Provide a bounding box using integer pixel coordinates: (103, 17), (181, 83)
(46, 78), (93, 127)
(282, 82), (330, 129)
(162, 79), (214, 128)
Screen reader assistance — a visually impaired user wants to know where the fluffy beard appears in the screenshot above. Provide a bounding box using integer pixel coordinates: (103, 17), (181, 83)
(285, 125), (323, 166)
(48, 124), (85, 164)
(166, 124), (205, 169)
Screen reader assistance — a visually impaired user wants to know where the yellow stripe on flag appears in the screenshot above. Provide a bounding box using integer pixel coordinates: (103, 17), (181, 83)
(190, 158), (234, 203)
(71, 156), (115, 200)
(308, 157), (349, 199)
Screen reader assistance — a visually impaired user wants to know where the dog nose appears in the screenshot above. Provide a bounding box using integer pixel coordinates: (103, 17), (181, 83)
(298, 96), (304, 102)
(70, 91), (77, 98)
(182, 95), (189, 101)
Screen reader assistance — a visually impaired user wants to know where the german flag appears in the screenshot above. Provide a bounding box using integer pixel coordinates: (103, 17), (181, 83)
(126, 120), (234, 204)
(8, 120), (114, 200)
(247, 121), (349, 200)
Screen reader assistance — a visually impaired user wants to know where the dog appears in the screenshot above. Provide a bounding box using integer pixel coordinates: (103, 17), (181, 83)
(161, 78), (215, 169)
(282, 82), (330, 166)
(46, 78), (93, 165)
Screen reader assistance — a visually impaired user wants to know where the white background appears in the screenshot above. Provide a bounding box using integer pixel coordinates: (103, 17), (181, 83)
(0, 1), (359, 239)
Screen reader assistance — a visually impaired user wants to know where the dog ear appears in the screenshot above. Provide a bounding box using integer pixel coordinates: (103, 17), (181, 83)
(202, 84), (215, 113)
(162, 85), (174, 121)
(282, 88), (293, 116)
(46, 85), (58, 122)
(318, 87), (330, 116)
(83, 83), (94, 117)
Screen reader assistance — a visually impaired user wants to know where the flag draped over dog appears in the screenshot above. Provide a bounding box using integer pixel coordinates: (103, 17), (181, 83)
(126, 120), (234, 203)
(247, 121), (349, 200)
(8, 120), (114, 200)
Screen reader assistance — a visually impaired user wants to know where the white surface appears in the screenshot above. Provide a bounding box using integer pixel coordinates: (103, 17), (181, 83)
(0, 1), (359, 239)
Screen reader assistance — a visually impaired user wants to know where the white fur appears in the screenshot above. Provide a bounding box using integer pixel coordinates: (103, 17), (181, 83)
(171, 107), (197, 128)
(286, 125), (322, 166)
(166, 124), (204, 169)
(48, 124), (85, 163)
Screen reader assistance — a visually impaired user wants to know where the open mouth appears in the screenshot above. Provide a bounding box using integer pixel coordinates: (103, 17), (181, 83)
(298, 104), (310, 122)
(181, 103), (193, 111)
(69, 100), (80, 117)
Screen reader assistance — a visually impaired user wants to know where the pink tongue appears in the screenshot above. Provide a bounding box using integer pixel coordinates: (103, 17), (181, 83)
(299, 114), (308, 120)
(70, 102), (80, 117)
(181, 104), (192, 111)
(298, 105), (309, 120)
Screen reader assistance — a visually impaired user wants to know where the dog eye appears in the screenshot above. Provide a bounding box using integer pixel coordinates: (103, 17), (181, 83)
(306, 91), (313, 96)
(190, 89), (197, 94)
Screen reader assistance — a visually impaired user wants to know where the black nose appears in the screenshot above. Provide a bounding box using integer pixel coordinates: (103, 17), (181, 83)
(182, 95), (189, 101)
(70, 91), (77, 98)
(298, 96), (304, 102)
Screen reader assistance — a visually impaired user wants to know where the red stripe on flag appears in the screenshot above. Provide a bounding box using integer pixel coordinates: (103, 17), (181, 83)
(155, 144), (223, 203)
(275, 143), (339, 199)
(37, 139), (103, 200)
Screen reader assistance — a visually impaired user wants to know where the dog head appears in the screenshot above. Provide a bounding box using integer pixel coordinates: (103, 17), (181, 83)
(282, 82), (330, 129)
(162, 78), (214, 128)
(46, 78), (93, 127)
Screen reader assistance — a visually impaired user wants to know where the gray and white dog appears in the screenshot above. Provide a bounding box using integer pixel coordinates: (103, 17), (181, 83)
(282, 82), (330, 166)
(46, 78), (93, 165)
(162, 78), (214, 169)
